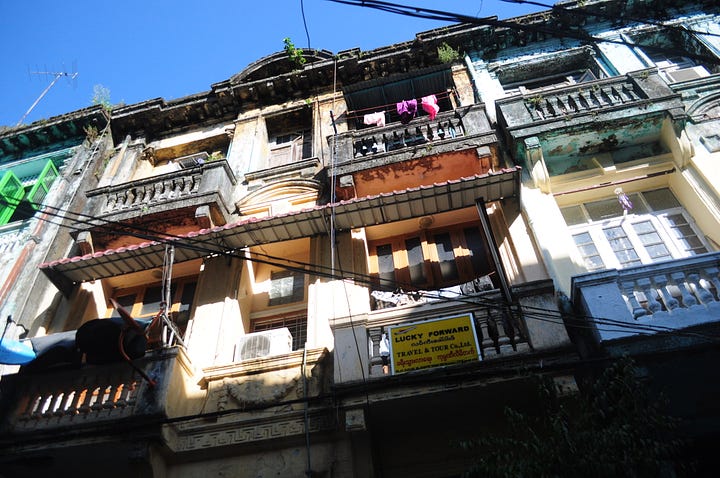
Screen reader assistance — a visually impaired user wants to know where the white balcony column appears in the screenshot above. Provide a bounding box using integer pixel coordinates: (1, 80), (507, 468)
(636, 277), (662, 314)
(704, 267), (720, 299)
(652, 274), (679, 311)
(671, 272), (698, 308)
(688, 273), (715, 305)
(524, 137), (551, 194)
(621, 280), (648, 319)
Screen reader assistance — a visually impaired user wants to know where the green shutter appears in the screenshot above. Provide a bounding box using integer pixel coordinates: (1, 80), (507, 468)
(25, 160), (59, 210)
(0, 170), (25, 225)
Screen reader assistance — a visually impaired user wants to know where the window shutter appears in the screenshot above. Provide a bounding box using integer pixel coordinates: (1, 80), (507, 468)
(0, 170), (25, 225)
(25, 160), (59, 210)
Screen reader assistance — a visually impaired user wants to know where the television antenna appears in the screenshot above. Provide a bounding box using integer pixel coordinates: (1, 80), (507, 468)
(17, 63), (78, 127)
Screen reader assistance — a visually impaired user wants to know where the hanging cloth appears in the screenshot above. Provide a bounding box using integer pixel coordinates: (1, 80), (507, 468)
(397, 99), (418, 124)
(421, 95), (440, 120)
(363, 111), (386, 128)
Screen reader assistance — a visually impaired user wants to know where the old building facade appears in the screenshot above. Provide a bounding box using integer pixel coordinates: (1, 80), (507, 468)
(0, 0), (719, 476)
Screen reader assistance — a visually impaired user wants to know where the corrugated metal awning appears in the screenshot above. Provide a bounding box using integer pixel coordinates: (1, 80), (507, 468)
(40, 167), (520, 288)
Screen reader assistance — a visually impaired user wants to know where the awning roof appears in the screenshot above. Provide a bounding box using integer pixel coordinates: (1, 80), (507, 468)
(40, 167), (520, 288)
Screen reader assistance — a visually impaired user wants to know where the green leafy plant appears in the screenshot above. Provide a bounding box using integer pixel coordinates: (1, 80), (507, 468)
(437, 41), (460, 63)
(91, 84), (113, 111)
(83, 124), (99, 144)
(283, 37), (307, 69)
(207, 151), (224, 161)
(459, 357), (691, 478)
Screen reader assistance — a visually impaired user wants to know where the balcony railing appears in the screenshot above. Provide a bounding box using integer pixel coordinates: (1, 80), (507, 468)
(525, 80), (643, 121)
(366, 288), (531, 377)
(496, 70), (683, 134)
(79, 159), (237, 229)
(0, 347), (185, 433)
(572, 252), (720, 343)
(330, 104), (493, 167)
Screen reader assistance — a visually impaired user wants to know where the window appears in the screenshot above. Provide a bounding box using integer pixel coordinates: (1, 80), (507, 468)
(0, 159), (59, 225)
(109, 278), (197, 336)
(368, 222), (497, 292)
(343, 67), (457, 129)
(266, 109), (312, 168)
(630, 28), (716, 82)
(252, 314), (307, 351)
(268, 270), (305, 306)
(496, 48), (609, 96)
(562, 188), (709, 271)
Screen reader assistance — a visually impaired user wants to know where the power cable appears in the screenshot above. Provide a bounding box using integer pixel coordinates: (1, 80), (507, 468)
(6, 191), (718, 343)
(502, 0), (720, 38)
(324, 0), (720, 65)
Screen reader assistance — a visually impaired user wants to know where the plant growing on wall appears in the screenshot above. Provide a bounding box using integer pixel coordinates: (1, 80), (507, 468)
(284, 37), (307, 69)
(437, 41), (460, 63)
(91, 84), (113, 111)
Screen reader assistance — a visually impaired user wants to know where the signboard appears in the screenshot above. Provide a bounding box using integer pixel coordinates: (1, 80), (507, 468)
(388, 313), (480, 374)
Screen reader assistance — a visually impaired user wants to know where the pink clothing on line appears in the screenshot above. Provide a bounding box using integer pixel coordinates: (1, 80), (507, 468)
(421, 95), (440, 120)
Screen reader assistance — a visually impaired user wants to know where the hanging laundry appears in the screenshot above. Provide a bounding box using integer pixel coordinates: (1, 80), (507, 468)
(397, 99), (418, 124)
(363, 111), (386, 128)
(615, 187), (633, 212)
(421, 94), (440, 120)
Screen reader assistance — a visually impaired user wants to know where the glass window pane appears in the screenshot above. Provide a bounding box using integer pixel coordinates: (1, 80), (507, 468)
(663, 214), (708, 255)
(632, 220), (655, 234)
(578, 244), (600, 256)
(175, 282), (196, 334)
(405, 237), (426, 286)
(111, 294), (137, 318)
(464, 227), (492, 276)
(140, 286), (163, 316)
(646, 244), (671, 259)
(643, 188), (680, 210)
(603, 226), (641, 267)
(637, 231), (662, 246)
(561, 205), (587, 226)
(572, 231), (593, 244)
(269, 270), (304, 306)
(585, 255), (606, 270)
(434, 233), (459, 281)
(585, 198), (624, 221)
(377, 244), (396, 290)
(625, 193), (648, 214)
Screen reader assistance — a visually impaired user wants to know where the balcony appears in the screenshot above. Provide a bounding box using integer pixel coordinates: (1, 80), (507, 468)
(332, 279), (568, 385)
(330, 104), (496, 176)
(76, 158), (237, 232)
(0, 347), (189, 435)
(571, 252), (720, 343)
(495, 70), (686, 168)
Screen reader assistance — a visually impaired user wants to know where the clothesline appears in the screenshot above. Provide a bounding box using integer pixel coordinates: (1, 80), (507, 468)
(342, 89), (454, 120)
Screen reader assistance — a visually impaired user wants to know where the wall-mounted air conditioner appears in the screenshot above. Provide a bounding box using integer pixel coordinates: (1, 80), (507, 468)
(234, 328), (293, 361)
(665, 66), (710, 83)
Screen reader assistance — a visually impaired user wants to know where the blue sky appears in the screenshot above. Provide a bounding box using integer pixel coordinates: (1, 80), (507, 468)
(0, 1), (545, 128)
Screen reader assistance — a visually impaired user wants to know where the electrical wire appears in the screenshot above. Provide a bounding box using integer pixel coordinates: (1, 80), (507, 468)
(324, 0), (720, 65)
(501, 0), (720, 38)
(3, 190), (719, 343)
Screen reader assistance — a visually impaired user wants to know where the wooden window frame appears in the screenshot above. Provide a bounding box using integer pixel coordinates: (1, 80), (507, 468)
(368, 222), (496, 292)
(108, 277), (198, 335)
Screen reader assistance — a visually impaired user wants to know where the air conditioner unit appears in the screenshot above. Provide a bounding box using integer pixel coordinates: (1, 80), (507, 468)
(234, 328), (293, 361)
(665, 66), (710, 83)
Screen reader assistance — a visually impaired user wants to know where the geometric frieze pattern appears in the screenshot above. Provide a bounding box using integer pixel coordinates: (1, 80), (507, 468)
(171, 412), (335, 452)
